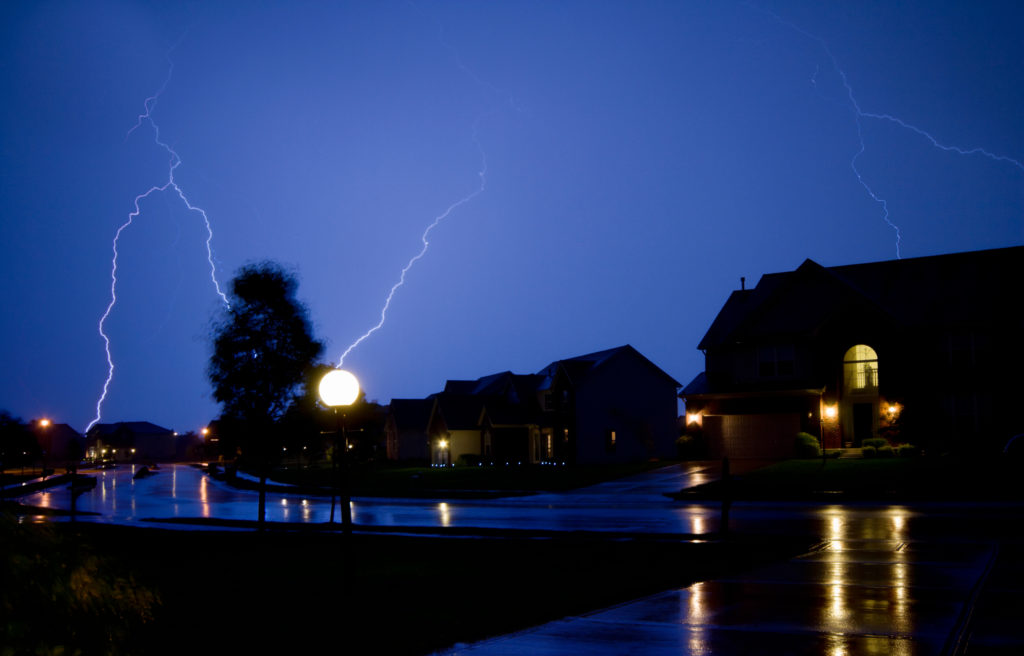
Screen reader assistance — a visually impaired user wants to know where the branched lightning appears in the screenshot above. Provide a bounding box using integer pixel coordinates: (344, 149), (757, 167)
(336, 10), (518, 367)
(88, 47), (229, 431)
(751, 3), (1024, 259)
(337, 121), (487, 367)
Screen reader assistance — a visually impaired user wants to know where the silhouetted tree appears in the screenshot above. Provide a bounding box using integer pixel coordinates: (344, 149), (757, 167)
(0, 411), (38, 484)
(208, 262), (323, 527)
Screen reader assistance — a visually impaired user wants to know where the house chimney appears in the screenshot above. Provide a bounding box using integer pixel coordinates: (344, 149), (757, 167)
(740, 276), (745, 290)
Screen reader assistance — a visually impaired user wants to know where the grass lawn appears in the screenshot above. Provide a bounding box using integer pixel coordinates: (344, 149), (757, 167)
(677, 455), (1024, 501)
(2, 520), (809, 655)
(262, 459), (678, 497)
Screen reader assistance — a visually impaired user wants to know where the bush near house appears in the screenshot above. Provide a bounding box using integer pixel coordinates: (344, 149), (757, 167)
(897, 444), (919, 458)
(862, 445), (878, 458)
(877, 445), (895, 458)
(794, 432), (821, 458)
(862, 438), (889, 449)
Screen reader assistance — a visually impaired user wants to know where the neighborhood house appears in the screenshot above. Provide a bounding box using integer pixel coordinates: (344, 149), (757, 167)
(386, 345), (680, 465)
(681, 246), (1024, 459)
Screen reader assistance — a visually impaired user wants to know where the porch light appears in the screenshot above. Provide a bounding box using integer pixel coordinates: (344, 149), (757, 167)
(824, 405), (838, 420)
(438, 439), (448, 450)
(686, 412), (702, 425)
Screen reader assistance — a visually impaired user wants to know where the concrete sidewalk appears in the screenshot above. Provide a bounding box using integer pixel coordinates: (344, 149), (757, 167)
(440, 525), (1014, 655)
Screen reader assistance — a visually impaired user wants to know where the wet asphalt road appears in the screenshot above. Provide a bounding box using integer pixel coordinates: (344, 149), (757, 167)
(13, 462), (1024, 654)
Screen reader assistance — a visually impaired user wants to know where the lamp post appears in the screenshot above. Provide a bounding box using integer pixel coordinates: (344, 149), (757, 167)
(318, 368), (360, 535)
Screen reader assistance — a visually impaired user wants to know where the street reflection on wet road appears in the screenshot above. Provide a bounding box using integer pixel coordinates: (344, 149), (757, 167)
(15, 463), (1013, 654)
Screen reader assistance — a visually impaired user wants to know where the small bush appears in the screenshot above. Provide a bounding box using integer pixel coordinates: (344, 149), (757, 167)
(676, 433), (707, 460)
(877, 445), (895, 458)
(457, 454), (481, 467)
(794, 432), (821, 458)
(896, 444), (918, 458)
(862, 438), (888, 449)
(862, 445), (877, 458)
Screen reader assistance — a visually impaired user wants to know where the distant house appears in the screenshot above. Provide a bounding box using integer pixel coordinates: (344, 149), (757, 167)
(35, 422), (84, 463)
(539, 346), (681, 464)
(86, 421), (177, 462)
(682, 246), (1024, 458)
(388, 345), (680, 465)
(385, 398), (434, 461)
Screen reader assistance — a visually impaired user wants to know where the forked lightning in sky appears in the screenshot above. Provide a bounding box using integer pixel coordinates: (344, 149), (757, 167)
(333, 13), (518, 368)
(88, 48), (229, 431)
(756, 3), (1024, 259)
(337, 120), (487, 367)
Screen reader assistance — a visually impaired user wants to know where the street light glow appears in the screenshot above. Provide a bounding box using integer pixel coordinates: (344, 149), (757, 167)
(39, 418), (51, 427)
(319, 369), (360, 407)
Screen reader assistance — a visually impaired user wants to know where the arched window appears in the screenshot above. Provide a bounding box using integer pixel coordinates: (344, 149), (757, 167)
(843, 345), (878, 392)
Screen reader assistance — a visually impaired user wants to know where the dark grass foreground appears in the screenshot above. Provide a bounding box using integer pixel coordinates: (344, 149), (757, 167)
(2, 518), (809, 655)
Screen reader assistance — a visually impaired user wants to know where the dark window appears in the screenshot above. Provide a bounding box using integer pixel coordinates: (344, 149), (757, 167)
(758, 346), (776, 377)
(758, 345), (795, 377)
(776, 345), (795, 376)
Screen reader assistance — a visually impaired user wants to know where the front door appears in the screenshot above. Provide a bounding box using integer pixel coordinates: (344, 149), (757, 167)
(853, 403), (874, 446)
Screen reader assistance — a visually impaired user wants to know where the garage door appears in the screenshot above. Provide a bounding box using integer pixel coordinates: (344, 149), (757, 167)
(704, 413), (800, 459)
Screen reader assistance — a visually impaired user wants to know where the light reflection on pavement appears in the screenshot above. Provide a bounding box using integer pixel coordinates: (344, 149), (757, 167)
(15, 462), (1023, 654)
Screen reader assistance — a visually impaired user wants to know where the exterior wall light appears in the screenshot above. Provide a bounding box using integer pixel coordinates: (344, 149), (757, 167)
(686, 412), (702, 426)
(824, 405), (838, 420)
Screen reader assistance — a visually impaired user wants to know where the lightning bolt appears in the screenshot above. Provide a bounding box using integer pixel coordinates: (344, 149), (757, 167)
(88, 46), (229, 432)
(751, 3), (1024, 259)
(337, 120), (487, 367)
(335, 10), (518, 367)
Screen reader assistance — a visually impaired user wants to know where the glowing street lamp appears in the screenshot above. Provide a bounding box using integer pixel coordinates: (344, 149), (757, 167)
(319, 369), (360, 407)
(319, 369), (360, 533)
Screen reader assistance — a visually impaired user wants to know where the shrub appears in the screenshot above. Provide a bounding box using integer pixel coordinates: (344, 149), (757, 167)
(794, 432), (821, 458)
(862, 445), (877, 458)
(896, 444), (918, 458)
(877, 445), (895, 458)
(457, 454), (481, 467)
(862, 437), (888, 449)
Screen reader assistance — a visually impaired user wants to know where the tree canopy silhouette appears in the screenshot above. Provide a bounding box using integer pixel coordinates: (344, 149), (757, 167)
(208, 261), (323, 525)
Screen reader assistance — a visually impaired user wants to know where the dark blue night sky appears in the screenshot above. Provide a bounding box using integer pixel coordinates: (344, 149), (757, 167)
(2, 1), (1022, 433)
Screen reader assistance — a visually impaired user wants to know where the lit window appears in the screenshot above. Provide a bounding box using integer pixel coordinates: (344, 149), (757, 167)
(607, 430), (617, 452)
(843, 345), (879, 392)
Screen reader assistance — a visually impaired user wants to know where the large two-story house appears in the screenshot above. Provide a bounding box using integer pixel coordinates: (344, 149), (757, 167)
(682, 246), (1024, 458)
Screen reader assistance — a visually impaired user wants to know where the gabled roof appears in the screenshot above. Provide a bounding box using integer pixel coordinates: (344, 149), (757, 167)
(88, 421), (173, 436)
(539, 344), (680, 387)
(433, 394), (486, 431)
(47, 423), (83, 440)
(681, 371), (708, 396)
(698, 245), (1024, 349)
(387, 398), (435, 431)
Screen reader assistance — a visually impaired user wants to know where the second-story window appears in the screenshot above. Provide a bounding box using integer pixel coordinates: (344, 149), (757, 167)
(758, 345), (795, 377)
